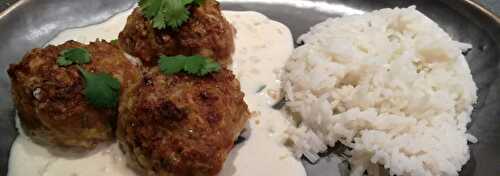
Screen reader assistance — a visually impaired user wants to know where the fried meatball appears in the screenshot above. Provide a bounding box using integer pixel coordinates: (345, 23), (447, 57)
(118, 0), (235, 67)
(7, 40), (142, 150)
(117, 68), (249, 176)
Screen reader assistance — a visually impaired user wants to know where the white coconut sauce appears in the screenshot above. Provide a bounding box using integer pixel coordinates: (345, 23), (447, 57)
(8, 9), (306, 176)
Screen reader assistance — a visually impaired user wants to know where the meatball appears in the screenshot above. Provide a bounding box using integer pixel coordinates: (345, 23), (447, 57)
(117, 68), (249, 176)
(7, 40), (142, 150)
(118, 0), (235, 67)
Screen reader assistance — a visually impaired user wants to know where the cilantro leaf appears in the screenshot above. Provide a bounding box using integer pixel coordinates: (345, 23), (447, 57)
(77, 66), (121, 108)
(139, 0), (198, 29)
(139, 0), (162, 19)
(164, 0), (191, 28)
(57, 57), (73, 66)
(152, 0), (168, 29)
(158, 55), (186, 74)
(57, 48), (91, 66)
(110, 39), (119, 45)
(181, 0), (194, 5)
(200, 60), (220, 75)
(193, 0), (205, 6)
(159, 55), (221, 76)
(183, 56), (205, 74)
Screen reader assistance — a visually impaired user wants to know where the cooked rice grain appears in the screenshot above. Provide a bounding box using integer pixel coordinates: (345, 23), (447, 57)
(282, 6), (477, 176)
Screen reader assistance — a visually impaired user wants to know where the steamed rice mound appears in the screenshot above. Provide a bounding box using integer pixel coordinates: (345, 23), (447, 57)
(282, 7), (477, 176)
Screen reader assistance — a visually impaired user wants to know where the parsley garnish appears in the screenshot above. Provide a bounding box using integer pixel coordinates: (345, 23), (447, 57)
(57, 48), (91, 66)
(158, 55), (220, 76)
(77, 66), (121, 108)
(139, 0), (205, 29)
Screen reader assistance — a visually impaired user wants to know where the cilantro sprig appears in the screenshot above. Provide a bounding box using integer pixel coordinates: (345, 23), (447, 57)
(57, 48), (121, 108)
(159, 55), (220, 76)
(139, 0), (205, 29)
(77, 66), (121, 108)
(57, 48), (91, 66)
(110, 39), (119, 45)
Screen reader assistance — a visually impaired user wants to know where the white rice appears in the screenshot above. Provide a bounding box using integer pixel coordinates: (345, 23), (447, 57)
(282, 6), (477, 176)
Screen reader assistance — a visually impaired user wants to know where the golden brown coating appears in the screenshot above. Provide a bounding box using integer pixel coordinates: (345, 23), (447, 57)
(117, 68), (249, 176)
(7, 40), (142, 150)
(118, 0), (235, 67)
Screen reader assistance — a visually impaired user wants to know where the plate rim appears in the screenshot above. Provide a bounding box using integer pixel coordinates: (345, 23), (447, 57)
(1, 0), (499, 24)
(465, 0), (500, 23)
(1, 0), (499, 176)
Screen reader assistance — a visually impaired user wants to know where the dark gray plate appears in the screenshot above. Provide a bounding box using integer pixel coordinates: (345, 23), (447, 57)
(0, 0), (499, 175)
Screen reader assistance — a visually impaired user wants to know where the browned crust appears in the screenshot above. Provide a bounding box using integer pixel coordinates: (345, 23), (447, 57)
(118, 68), (249, 176)
(118, 0), (235, 67)
(7, 40), (142, 150)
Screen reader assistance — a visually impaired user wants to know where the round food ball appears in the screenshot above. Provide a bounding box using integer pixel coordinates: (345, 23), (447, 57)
(7, 40), (142, 150)
(118, 0), (235, 67)
(117, 68), (249, 176)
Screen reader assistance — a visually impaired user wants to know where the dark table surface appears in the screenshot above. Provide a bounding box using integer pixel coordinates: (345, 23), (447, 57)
(0, 0), (499, 15)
